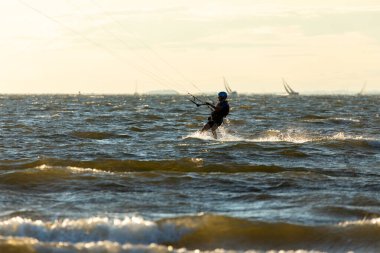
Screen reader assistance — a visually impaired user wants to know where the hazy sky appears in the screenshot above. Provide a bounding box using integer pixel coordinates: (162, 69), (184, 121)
(1, 0), (380, 94)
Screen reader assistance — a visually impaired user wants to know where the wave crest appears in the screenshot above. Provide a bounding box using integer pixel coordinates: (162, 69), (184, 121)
(0, 158), (294, 174)
(70, 131), (130, 139)
(1, 214), (380, 252)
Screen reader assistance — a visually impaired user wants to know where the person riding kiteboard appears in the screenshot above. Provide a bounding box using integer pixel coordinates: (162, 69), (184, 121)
(200, 91), (230, 139)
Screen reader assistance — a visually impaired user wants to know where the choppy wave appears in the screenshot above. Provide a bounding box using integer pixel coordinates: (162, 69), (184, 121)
(0, 158), (299, 174)
(316, 206), (380, 220)
(70, 131), (131, 139)
(0, 214), (379, 252)
(278, 149), (309, 158)
(186, 128), (378, 149)
(2, 95), (380, 253)
(299, 115), (361, 124)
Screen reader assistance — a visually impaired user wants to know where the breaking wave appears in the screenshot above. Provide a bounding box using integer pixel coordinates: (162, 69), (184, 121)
(299, 115), (361, 124)
(0, 158), (299, 174)
(0, 214), (379, 252)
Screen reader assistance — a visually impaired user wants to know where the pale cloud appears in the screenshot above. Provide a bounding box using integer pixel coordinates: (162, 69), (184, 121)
(183, 2), (380, 20)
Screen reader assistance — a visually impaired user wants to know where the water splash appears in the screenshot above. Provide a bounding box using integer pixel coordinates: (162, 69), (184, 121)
(252, 129), (368, 144)
(185, 127), (370, 144)
(183, 127), (244, 142)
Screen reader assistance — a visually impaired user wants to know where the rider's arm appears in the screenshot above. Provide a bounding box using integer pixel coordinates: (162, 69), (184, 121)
(205, 102), (216, 109)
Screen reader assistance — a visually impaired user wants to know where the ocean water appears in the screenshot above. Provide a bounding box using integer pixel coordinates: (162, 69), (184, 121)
(0, 94), (379, 253)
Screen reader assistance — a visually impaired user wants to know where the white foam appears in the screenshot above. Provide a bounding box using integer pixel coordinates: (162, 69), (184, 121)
(331, 117), (360, 123)
(35, 164), (115, 175)
(185, 127), (372, 144)
(330, 132), (364, 140)
(0, 235), (326, 253)
(247, 129), (367, 144)
(0, 216), (186, 245)
(183, 127), (244, 142)
(338, 218), (380, 227)
(184, 131), (244, 142)
(249, 129), (313, 143)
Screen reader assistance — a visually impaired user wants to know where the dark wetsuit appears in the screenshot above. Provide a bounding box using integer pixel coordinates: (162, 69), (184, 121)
(207, 100), (230, 127)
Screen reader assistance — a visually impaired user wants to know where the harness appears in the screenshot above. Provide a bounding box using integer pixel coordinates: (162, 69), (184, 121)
(211, 101), (229, 122)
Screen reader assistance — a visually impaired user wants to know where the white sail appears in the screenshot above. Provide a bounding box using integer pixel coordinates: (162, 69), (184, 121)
(283, 83), (292, 94)
(223, 77), (237, 96)
(223, 77), (233, 93)
(282, 78), (299, 96)
(134, 81), (139, 96)
(357, 81), (367, 96)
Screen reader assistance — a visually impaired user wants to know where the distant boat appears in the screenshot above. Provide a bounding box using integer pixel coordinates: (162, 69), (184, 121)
(133, 81), (139, 96)
(357, 81), (367, 96)
(223, 77), (238, 96)
(282, 78), (299, 96)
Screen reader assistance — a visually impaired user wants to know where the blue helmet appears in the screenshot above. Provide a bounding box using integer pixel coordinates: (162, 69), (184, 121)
(218, 91), (228, 99)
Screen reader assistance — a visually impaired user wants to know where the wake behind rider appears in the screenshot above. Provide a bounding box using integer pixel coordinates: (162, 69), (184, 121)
(201, 91), (230, 139)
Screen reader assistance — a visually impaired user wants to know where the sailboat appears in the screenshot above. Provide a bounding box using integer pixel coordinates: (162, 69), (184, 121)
(133, 81), (139, 96)
(357, 81), (367, 96)
(282, 78), (299, 96)
(223, 77), (238, 96)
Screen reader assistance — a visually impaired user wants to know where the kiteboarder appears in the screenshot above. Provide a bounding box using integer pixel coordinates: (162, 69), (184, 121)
(201, 91), (230, 139)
